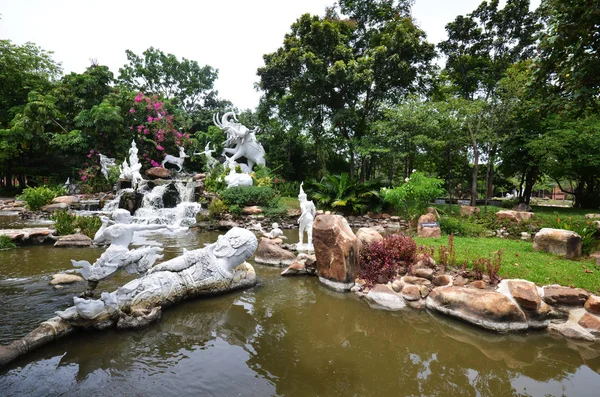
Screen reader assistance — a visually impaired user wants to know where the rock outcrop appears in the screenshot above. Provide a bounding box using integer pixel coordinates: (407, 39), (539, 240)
(533, 228), (582, 259)
(254, 237), (297, 266)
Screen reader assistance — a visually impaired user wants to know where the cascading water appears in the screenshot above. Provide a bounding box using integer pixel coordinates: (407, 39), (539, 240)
(103, 188), (133, 212)
(133, 180), (201, 227)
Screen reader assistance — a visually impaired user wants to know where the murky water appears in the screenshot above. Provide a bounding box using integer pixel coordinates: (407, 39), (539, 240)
(1, 226), (600, 396)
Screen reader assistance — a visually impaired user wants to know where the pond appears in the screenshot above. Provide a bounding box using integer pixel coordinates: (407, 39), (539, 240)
(1, 226), (600, 396)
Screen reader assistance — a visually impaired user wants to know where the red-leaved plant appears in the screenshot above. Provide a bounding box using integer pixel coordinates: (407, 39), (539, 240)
(359, 234), (417, 286)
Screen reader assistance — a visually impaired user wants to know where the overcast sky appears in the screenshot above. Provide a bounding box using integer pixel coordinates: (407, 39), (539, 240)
(1, 0), (540, 110)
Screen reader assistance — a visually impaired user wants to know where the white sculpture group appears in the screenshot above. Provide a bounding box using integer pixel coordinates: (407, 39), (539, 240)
(119, 140), (144, 189)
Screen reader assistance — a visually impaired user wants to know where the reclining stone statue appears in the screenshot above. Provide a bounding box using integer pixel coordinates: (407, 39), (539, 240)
(224, 160), (253, 189)
(0, 227), (258, 368)
(72, 209), (167, 293)
(213, 111), (266, 171)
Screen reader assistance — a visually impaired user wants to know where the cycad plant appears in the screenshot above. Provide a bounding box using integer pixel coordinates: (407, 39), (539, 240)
(307, 173), (382, 214)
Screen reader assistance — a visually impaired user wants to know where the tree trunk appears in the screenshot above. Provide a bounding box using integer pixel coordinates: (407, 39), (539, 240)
(471, 139), (479, 206)
(486, 145), (496, 199)
(5, 162), (13, 189)
(522, 167), (538, 205)
(349, 147), (355, 180)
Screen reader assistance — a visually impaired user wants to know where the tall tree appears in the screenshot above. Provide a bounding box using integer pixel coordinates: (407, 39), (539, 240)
(258, 0), (435, 179)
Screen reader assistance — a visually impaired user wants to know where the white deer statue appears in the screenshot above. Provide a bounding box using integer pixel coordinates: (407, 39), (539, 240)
(162, 146), (188, 172)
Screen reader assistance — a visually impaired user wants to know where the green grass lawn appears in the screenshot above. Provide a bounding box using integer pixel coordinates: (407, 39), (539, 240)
(414, 236), (600, 293)
(279, 196), (300, 211)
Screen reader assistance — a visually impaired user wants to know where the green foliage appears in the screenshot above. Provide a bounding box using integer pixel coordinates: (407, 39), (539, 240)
(220, 186), (276, 208)
(17, 186), (59, 210)
(383, 172), (445, 221)
(439, 216), (485, 237)
(75, 216), (102, 239)
(308, 173), (382, 214)
(500, 198), (519, 209)
(50, 209), (77, 235)
(208, 198), (228, 219)
(549, 215), (598, 255)
(204, 163), (227, 193)
(0, 235), (17, 250)
(274, 180), (301, 197)
(250, 165), (274, 187)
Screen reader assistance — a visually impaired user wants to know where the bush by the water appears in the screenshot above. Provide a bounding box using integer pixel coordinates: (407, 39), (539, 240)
(50, 209), (102, 238)
(17, 186), (64, 211)
(0, 235), (17, 250)
(359, 234), (417, 285)
(220, 186), (276, 208)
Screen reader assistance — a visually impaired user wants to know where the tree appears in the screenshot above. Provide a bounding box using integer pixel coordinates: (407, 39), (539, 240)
(118, 47), (219, 114)
(258, 0), (435, 180)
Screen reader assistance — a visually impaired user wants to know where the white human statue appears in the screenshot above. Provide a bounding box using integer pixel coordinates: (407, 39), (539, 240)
(262, 222), (286, 240)
(57, 227), (258, 325)
(195, 142), (218, 170)
(297, 182), (317, 250)
(213, 111), (265, 171)
(119, 140), (143, 189)
(99, 154), (116, 180)
(71, 209), (169, 288)
(162, 146), (188, 172)
(224, 160), (253, 189)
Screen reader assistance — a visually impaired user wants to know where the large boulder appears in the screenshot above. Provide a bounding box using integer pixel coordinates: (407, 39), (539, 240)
(533, 228), (582, 259)
(52, 196), (80, 205)
(40, 203), (69, 212)
(54, 233), (92, 248)
(254, 237), (296, 266)
(50, 273), (85, 285)
(356, 227), (383, 247)
(367, 284), (406, 310)
(542, 285), (590, 306)
(426, 286), (528, 332)
(313, 214), (360, 291)
(460, 206), (480, 217)
(242, 206), (263, 215)
(496, 210), (534, 222)
(146, 167), (172, 179)
(584, 295), (600, 314)
(417, 213), (441, 238)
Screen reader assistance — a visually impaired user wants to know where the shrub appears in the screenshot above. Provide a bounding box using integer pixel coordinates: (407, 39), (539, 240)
(204, 163), (227, 193)
(549, 215), (598, 254)
(359, 234), (417, 286)
(220, 186), (276, 208)
(471, 250), (503, 284)
(51, 209), (77, 235)
(500, 198), (518, 209)
(439, 216), (485, 237)
(274, 180), (301, 197)
(0, 235), (17, 250)
(75, 216), (102, 239)
(250, 165), (274, 187)
(208, 198), (228, 218)
(382, 172), (445, 221)
(17, 186), (58, 211)
(308, 173), (383, 214)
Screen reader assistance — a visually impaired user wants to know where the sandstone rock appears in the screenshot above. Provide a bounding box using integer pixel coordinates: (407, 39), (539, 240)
(281, 260), (307, 276)
(255, 238), (297, 266)
(52, 196), (80, 205)
(356, 227), (383, 247)
(548, 308), (597, 342)
(418, 213), (437, 224)
(218, 220), (240, 230)
(578, 312), (600, 335)
(453, 275), (468, 287)
(460, 206), (480, 217)
(496, 210), (534, 222)
(507, 280), (540, 310)
(403, 276), (431, 286)
(242, 206), (263, 215)
(313, 214), (360, 291)
(391, 279), (404, 292)
(533, 228), (582, 259)
(193, 173), (206, 181)
(470, 280), (488, 289)
(401, 284), (423, 301)
(54, 233), (92, 248)
(426, 207), (441, 219)
(414, 268), (434, 280)
(543, 285), (590, 306)
(40, 203), (69, 212)
(417, 213), (441, 238)
(426, 287), (528, 332)
(368, 225), (386, 234)
(367, 284), (406, 310)
(585, 213), (600, 219)
(433, 275), (453, 286)
(413, 254), (436, 270)
(145, 167), (172, 179)
(584, 295), (600, 314)
(50, 273), (85, 285)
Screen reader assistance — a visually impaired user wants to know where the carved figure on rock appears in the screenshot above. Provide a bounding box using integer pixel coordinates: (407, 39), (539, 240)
(224, 160), (253, 189)
(72, 209), (167, 289)
(57, 227), (258, 327)
(119, 141), (143, 189)
(99, 154), (116, 180)
(262, 222), (286, 240)
(297, 182), (316, 250)
(213, 111), (265, 171)
(162, 146), (188, 172)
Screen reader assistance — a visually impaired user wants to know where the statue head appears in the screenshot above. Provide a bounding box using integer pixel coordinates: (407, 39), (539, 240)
(298, 182), (307, 202)
(271, 222), (279, 229)
(112, 209), (132, 224)
(131, 140), (137, 148)
(213, 227), (258, 266)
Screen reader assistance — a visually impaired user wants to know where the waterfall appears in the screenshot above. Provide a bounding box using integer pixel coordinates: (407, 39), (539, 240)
(133, 180), (201, 227)
(102, 188), (133, 212)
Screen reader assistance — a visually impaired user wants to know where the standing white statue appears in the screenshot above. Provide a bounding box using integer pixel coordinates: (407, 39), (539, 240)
(297, 182), (316, 251)
(162, 146), (188, 172)
(119, 140), (144, 189)
(72, 209), (168, 291)
(195, 142), (218, 170)
(213, 112), (265, 171)
(224, 160), (253, 189)
(99, 154), (116, 180)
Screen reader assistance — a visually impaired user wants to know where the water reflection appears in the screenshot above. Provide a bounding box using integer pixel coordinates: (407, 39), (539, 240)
(1, 229), (600, 396)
